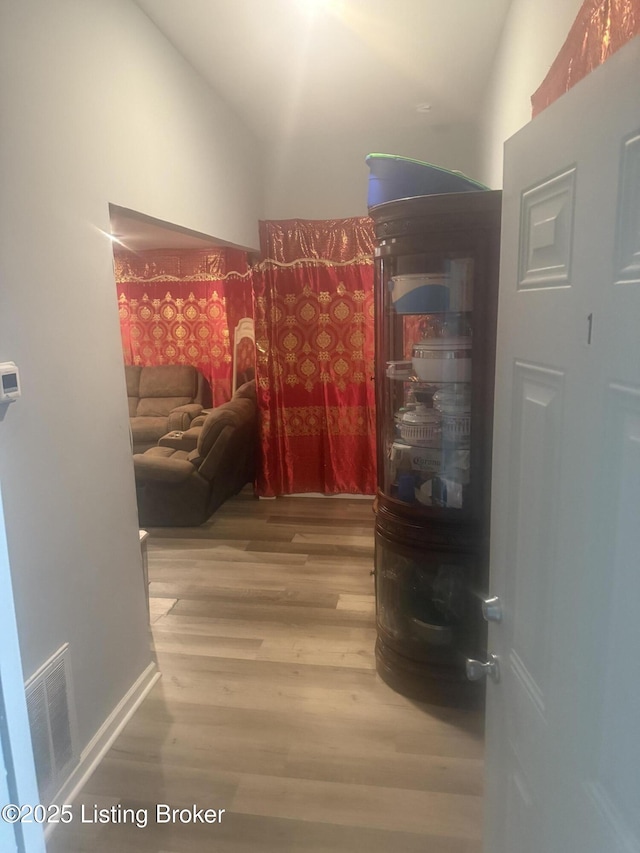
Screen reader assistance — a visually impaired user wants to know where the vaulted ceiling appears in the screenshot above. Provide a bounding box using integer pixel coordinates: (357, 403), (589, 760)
(134, 0), (512, 141)
(119, 1), (512, 248)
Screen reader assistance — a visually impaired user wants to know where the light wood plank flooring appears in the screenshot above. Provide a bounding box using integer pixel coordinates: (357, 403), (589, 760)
(48, 493), (484, 852)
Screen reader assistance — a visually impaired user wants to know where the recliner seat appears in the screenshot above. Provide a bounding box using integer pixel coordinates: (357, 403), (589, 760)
(125, 364), (208, 453)
(132, 380), (257, 526)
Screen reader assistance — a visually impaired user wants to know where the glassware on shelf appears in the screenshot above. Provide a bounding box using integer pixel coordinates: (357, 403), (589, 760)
(433, 384), (471, 448)
(398, 404), (441, 447)
(442, 414), (472, 447)
(433, 384), (471, 413)
(441, 312), (473, 339)
(407, 312), (473, 342)
(418, 313), (445, 338)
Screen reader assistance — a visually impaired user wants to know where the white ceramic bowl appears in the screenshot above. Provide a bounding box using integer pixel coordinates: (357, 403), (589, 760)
(412, 337), (472, 383)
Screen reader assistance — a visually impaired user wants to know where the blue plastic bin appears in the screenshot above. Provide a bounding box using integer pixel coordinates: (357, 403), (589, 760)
(366, 154), (488, 208)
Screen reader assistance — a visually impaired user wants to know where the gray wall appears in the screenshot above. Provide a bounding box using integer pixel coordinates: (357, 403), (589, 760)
(0, 0), (262, 751)
(477, 0), (584, 187)
(263, 122), (482, 220)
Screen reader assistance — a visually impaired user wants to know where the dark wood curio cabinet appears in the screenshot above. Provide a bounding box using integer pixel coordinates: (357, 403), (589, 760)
(370, 190), (502, 703)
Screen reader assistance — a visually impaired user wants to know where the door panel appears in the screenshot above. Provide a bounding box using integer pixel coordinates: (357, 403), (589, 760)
(508, 362), (563, 693)
(485, 37), (640, 853)
(518, 168), (576, 290)
(579, 384), (640, 851)
(615, 133), (640, 283)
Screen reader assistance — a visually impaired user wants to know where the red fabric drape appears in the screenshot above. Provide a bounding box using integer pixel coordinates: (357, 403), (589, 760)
(254, 218), (376, 496)
(115, 248), (253, 406)
(532, 0), (640, 116)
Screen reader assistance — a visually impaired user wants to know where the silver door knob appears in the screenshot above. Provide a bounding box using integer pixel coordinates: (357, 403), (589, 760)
(466, 654), (500, 683)
(482, 595), (503, 623)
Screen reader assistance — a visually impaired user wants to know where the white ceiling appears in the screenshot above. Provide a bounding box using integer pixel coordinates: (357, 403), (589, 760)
(134, 0), (512, 141)
(117, 1), (512, 249)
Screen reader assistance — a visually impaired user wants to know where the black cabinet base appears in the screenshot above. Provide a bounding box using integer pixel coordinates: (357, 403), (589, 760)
(375, 636), (485, 709)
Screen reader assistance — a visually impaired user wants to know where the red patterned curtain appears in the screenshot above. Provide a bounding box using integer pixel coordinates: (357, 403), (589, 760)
(532, 0), (640, 116)
(253, 218), (376, 496)
(115, 247), (253, 406)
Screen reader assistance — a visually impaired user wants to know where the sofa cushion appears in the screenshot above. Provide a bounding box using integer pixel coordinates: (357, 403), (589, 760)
(143, 446), (193, 464)
(129, 416), (170, 443)
(133, 453), (195, 483)
(128, 397), (139, 418)
(138, 365), (198, 399)
(197, 397), (255, 459)
(125, 365), (142, 397)
(136, 396), (192, 417)
(143, 446), (178, 459)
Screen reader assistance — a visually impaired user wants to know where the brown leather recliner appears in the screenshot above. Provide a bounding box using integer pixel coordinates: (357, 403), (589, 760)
(132, 381), (257, 526)
(125, 364), (209, 453)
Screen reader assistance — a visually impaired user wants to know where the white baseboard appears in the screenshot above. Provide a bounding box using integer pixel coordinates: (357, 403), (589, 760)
(285, 493), (375, 499)
(44, 661), (160, 839)
(259, 494), (375, 501)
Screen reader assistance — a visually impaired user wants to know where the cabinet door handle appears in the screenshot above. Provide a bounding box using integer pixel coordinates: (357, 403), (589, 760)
(465, 654), (500, 683)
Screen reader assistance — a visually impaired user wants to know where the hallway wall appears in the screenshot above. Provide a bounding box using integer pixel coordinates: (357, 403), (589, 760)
(0, 0), (262, 758)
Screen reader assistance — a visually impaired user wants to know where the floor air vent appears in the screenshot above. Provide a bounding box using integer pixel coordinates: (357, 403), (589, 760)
(25, 644), (78, 804)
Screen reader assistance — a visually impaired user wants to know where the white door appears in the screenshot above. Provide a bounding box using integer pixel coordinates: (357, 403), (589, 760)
(485, 36), (640, 853)
(0, 484), (45, 853)
(0, 728), (20, 853)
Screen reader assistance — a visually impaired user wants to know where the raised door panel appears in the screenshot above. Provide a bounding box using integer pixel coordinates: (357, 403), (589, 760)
(518, 168), (576, 289)
(500, 363), (564, 845)
(576, 384), (640, 853)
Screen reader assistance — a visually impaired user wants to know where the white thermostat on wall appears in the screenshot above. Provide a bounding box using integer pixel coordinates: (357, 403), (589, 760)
(0, 362), (21, 402)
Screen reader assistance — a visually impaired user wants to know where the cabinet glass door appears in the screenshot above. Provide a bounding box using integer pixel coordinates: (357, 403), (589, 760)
(381, 253), (475, 511)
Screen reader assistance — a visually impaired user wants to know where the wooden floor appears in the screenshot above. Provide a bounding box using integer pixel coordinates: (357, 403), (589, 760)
(48, 493), (484, 853)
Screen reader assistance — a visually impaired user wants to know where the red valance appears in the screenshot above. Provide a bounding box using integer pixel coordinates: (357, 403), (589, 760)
(532, 0), (640, 116)
(259, 217), (375, 266)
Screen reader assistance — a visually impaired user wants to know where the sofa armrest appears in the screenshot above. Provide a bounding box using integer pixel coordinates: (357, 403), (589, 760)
(133, 454), (195, 484)
(168, 403), (203, 431)
(158, 428), (200, 452)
